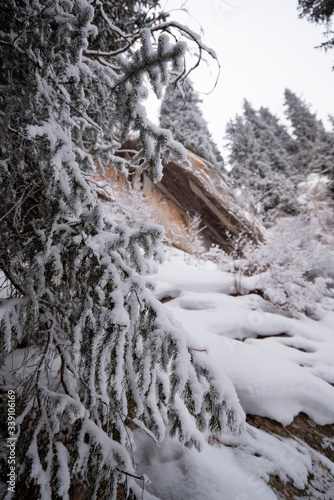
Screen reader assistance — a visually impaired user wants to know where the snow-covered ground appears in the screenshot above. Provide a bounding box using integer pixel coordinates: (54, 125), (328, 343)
(135, 248), (334, 499)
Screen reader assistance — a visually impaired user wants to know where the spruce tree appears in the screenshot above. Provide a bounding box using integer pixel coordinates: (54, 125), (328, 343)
(284, 89), (324, 168)
(159, 81), (224, 168)
(284, 89), (334, 187)
(226, 100), (299, 226)
(298, 0), (334, 60)
(323, 128), (334, 193)
(0, 1), (243, 498)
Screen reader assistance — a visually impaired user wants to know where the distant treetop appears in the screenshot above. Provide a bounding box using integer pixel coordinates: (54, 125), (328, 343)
(160, 81), (224, 169)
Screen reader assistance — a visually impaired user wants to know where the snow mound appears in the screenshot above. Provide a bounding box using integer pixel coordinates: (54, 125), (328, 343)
(155, 249), (334, 426)
(137, 248), (334, 499)
(135, 423), (334, 500)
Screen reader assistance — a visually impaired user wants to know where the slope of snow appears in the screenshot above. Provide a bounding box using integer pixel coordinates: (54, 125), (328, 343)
(135, 422), (334, 500)
(155, 249), (334, 426)
(135, 247), (334, 499)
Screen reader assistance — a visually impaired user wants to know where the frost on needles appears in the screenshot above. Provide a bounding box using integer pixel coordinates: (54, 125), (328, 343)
(160, 80), (224, 169)
(0, 1), (244, 498)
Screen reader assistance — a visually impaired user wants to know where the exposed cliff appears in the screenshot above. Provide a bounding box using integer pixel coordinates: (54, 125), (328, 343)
(99, 139), (262, 254)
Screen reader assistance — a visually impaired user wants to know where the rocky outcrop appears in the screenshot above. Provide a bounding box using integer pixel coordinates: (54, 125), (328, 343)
(100, 139), (262, 254)
(247, 413), (334, 499)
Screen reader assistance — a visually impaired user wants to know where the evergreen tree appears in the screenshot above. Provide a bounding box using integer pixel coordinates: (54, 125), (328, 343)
(284, 89), (324, 167)
(324, 129), (334, 193)
(227, 92), (334, 227)
(298, 0), (334, 60)
(0, 1), (243, 498)
(284, 89), (334, 188)
(159, 81), (224, 168)
(226, 100), (299, 226)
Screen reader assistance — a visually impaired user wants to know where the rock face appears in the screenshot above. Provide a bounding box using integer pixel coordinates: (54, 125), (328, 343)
(101, 139), (262, 254)
(149, 150), (263, 252)
(247, 413), (334, 498)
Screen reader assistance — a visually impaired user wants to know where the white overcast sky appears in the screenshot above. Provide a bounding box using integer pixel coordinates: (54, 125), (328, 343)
(148, 0), (334, 151)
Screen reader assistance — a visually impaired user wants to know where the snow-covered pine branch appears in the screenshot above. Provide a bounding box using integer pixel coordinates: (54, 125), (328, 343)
(0, 1), (244, 498)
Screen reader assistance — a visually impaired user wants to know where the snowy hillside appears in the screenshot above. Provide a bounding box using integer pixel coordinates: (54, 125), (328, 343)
(135, 248), (334, 499)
